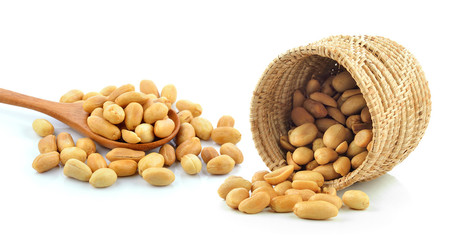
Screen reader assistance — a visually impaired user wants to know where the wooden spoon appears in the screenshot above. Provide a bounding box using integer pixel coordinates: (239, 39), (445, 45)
(0, 88), (180, 151)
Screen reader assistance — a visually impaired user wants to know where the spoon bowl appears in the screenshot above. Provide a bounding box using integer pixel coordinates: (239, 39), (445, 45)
(0, 88), (180, 151)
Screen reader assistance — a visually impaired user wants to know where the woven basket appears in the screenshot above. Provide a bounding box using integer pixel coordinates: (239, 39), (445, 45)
(250, 35), (431, 190)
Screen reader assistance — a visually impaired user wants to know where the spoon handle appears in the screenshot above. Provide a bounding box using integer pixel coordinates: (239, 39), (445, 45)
(0, 88), (71, 119)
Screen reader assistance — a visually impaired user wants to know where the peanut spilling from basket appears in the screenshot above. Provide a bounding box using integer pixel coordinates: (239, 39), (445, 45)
(282, 71), (373, 181)
(218, 168), (369, 220)
(30, 80), (243, 188)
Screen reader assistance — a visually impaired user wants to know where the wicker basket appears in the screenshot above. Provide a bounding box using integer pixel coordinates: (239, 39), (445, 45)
(250, 35), (431, 190)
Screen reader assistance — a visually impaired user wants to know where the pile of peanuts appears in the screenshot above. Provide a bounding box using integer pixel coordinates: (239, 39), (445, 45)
(30, 80), (243, 187)
(218, 166), (369, 220)
(281, 71), (373, 181)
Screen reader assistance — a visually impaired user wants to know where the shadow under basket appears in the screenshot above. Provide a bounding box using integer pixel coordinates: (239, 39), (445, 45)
(250, 35), (431, 190)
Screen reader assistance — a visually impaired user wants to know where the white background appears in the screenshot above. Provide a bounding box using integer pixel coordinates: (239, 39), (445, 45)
(0, 0), (462, 239)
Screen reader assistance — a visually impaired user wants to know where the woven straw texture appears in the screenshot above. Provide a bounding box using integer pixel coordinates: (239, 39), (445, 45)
(250, 35), (431, 190)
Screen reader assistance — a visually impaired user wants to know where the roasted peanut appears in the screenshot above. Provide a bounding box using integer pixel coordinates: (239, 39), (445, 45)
(341, 94), (367, 115)
(100, 85), (117, 97)
(288, 123), (318, 147)
(346, 141), (366, 157)
(32, 151), (60, 173)
(154, 118), (175, 138)
(312, 163), (341, 180)
(89, 168), (117, 188)
(124, 102), (143, 130)
(351, 151), (368, 169)
(322, 186), (337, 196)
(332, 71), (357, 92)
(291, 180), (320, 192)
(90, 107), (104, 118)
(305, 160), (319, 171)
(106, 148), (145, 162)
(360, 106), (372, 123)
(218, 177), (252, 199)
(176, 123), (195, 145)
(342, 190), (369, 210)
(63, 159), (92, 181)
(323, 124), (347, 149)
(75, 138), (96, 156)
(176, 100), (202, 117)
(60, 89), (84, 103)
(335, 141), (348, 154)
(160, 84), (177, 103)
(175, 137), (201, 160)
(314, 147), (338, 165)
(238, 192), (270, 214)
(177, 110), (193, 124)
(87, 116), (121, 141)
(144, 102), (169, 124)
(38, 135), (57, 154)
(60, 147), (87, 165)
(293, 200), (338, 220)
(138, 153), (164, 175)
(333, 156), (351, 176)
(291, 107), (315, 126)
(310, 193), (343, 209)
(109, 160), (138, 177)
(327, 107), (346, 124)
(190, 117), (213, 140)
(263, 165), (294, 185)
(312, 138), (325, 152)
(219, 143), (243, 164)
(211, 127), (241, 145)
(271, 194), (303, 213)
(159, 144), (176, 166)
(292, 170), (324, 187)
(225, 188), (249, 209)
(251, 181), (272, 192)
(139, 80), (160, 97)
(217, 115), (235, 127)
(251, 170), (269, 183)
(142, 167), (175, 186)
(293, 89), (305, 108)
(121, 129), (141, 143)
(81, 92), (101, 101)
(207, 155), (235, 175)
(274, 181), (292, 196)
(200, 147), (219, 164)
(135, 123), (155, 143)
(309, 92), (337, 108)
(286, 151), (302, 171)
(180, 154), (202, 175)
(252, 186), (278, 203)
(306, 79), (321, 94)
(103, 103), (125, 124)
(285, 189), (315, 201)
(292, 147), (313, 165)
(83, 95), (107, 113)
(279, 135), (296, 152)
(32, 119), (54, 137)
(107, 84), (135, 102)
(86, 153), (108, 172)
(303, 98), (327, 118)
(315, 118), (338, 132)
(115, 91), (148, 108)
(353, 129), (373, 148)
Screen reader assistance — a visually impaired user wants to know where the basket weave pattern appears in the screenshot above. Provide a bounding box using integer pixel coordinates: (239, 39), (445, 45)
(250, 35), (431, 190)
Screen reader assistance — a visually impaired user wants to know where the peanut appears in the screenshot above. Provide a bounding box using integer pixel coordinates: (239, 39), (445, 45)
(38, 135), (57, 154)
(238, 192), (270, 214)
(206, 155), (235, 175)
(292, 170), (324, 187)
(60, 89), (84, 103)
(225, 188), (249, 209)
(315, 118), (338, 132)
(139, 80), (160, 97)
(285, 189), (315, 201)
(217, 115), (235, 127)
(288, 123), (318, 147)
(154, 118), (175, 138)
(32, 119), (54, 137)
(312, 163), (341, 180)
(180, 154), (202, 175)
(292, 147), (313, 165)
(115, 91), (148, 108)
(103, 103), (125, 124)
(107, 84), (135, 102)
(83, 95), (107, 113)
(305, 79), (320, 94)
(108, 160), (138, 177)
(270, 194), (303, 213)
(144, 102), (169, 124)
(159, 144), (176, 166)
(75, 138), (96, 156)
(331, 71), (357, 92)
(87, 116), (121, 140)
(274, 181), (292, 196)
(353, 129), (373, 148)
(200, 147), (219, 164)
(160, 84), (177, 103)
(175, 137), (201, 160)
(303, 98), (327, 118)
(190, 117), (213, 140)
(176, 123), (195, 145)
(341, 94), (367, 115)
(309, 92), (337, 107)
(60, 147), (87, 165)
(314, 147), (338, 165)
(218, 177), (252, 199)
(263, 165), (294, 185)
(291, 107), (315, 126)
(342, 190), (369, 210)
(219, 143), (243, 164)
(106, 148), (145, 162)
(251, 170), (269, 183)
(211, 127), (241, 145)
(286, 151), (302, 171)
(310, 193), (343, 209)
(293, 200), (338, 220)
(251, 181), (272, 192)
(323, 124), (348, 149)
(63, 159), (92, 181)
(89, 168), (117, 188)
(176, 100), (202, 117)
(351, 151), (368, 169)
(135, 123), (155, 143)
(177, 110), (193, 124)
(142, 167), (175, 186)
(333, 156), (351, 176)
(32, 151), (60, 173)
(138, 153), (164, 175)
(124, 102), (143, 130)
(121, 129), (141, 143)
(100, 85), (117, 97)
(291, 180), (320, 192)
(86, 153), (108, 172)
(293, 89), (305, 108)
